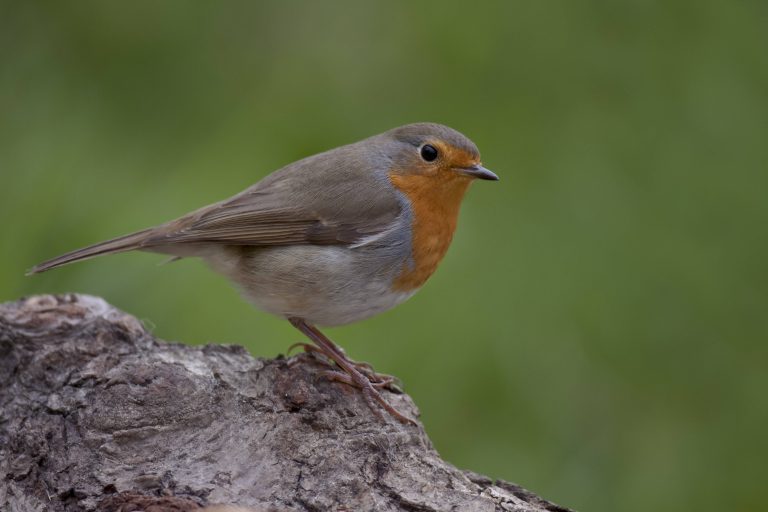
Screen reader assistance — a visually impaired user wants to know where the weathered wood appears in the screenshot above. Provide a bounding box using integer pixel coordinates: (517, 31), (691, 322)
(0, 294), (572, 512)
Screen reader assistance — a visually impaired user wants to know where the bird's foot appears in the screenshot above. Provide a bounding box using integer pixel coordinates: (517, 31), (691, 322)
(288, 342), (400, 391)
(286, 318), (416, 425)
(320, 369), (392, 390)
(318, 369), (415, 425)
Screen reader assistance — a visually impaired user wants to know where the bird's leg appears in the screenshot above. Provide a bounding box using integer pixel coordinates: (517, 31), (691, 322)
(288, 317), (415, 425)
(287, 341), (398, 390)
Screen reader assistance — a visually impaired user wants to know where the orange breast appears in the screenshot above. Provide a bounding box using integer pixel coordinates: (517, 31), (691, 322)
(389, 172), (471, 291)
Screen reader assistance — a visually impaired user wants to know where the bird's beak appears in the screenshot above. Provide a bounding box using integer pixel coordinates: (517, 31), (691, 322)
(457, 164), (499, 181)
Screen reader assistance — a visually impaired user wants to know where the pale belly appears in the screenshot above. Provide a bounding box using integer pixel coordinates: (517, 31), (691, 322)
(204, 244), (416, 327)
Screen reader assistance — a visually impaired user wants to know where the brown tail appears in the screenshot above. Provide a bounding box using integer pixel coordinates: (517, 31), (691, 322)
(27, 228), (157, 275)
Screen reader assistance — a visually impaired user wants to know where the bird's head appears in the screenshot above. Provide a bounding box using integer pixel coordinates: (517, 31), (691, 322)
(385, 123), (498, 184)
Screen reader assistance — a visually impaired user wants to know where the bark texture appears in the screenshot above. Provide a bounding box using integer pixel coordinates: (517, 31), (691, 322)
(0, 294), (572, 512)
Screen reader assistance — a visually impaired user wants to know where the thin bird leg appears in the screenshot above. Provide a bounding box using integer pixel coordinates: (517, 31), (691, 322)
(287, 341), (398, 389)
(288, 317), (415, 425)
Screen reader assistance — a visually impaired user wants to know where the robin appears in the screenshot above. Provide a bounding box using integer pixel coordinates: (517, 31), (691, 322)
(28, 123), (498, 424)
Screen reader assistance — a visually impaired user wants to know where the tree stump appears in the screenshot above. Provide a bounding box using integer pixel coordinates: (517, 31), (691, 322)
(0, 294), (572, 512)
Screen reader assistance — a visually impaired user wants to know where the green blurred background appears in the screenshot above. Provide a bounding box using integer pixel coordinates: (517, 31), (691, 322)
(2, 1), (766, 510)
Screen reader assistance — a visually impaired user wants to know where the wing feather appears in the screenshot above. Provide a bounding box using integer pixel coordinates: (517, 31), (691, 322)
(144, 196), (400, 248)
(143, 147), (403, 248)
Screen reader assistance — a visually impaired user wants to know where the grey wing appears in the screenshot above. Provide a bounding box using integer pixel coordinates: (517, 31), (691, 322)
(28, 144), (402, 274)
(144, 155), (402, 248)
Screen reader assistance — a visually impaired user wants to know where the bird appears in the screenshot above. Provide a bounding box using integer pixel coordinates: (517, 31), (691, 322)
(28, 122), (498, 424)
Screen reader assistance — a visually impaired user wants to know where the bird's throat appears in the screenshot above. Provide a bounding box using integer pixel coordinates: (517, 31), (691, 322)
(388, 172), (471, 291)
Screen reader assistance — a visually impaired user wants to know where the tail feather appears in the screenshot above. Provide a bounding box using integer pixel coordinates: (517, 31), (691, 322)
(27, 228), (156, 275)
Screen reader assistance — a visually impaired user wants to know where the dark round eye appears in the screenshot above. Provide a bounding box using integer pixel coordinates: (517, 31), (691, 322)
(420, 144), (438, 162)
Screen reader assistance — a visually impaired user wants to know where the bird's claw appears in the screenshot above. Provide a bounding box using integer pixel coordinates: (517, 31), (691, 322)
(288, 342), (400, 391)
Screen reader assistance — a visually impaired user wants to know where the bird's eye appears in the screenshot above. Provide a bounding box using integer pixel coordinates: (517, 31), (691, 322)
(420, 144), (438, 162)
